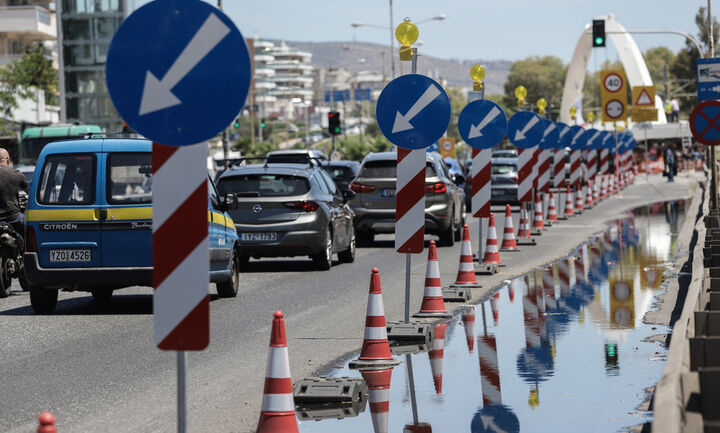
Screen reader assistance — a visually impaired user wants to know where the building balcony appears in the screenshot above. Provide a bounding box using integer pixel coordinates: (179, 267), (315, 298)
(0, 6), (56, 40)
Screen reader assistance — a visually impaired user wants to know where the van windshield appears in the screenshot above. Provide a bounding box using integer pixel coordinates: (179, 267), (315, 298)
(108, 153), (152, 204)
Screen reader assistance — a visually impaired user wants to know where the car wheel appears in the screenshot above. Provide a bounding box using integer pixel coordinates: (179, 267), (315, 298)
(311, 228), (333, 270)
(438, 210), (455, 247)
(217, 252), (240, 298)
(30, 287), (58, 315)
(338, 230), (356, 263)
(454, 212), (465, 242)
(91, 290), (113, 302)
(357, 230), (374, 247)
(18, 267), (29, 292)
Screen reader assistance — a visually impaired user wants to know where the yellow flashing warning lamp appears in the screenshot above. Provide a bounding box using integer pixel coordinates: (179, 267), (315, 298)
(396, 19), (418, 61)
(569, 105), (577, 120)
(536, 98), (547, 114)
(515, 85), (527, 106)
(587, 111), (596, 123)
(470, 64), (485, 91)
(528, 389), (539, 408)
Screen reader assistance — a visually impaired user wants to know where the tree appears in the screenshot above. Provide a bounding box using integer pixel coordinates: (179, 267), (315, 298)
(445, 86), (467, 143)
(503, 56), (567, 114)
(644, 46), (676, 100)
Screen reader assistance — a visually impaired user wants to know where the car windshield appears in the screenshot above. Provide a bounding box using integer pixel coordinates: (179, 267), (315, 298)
(217, 174), (310, 197)
(492, 164), (517, 175)
(323, 165), (356, 181)
(359, 160), (436, 178)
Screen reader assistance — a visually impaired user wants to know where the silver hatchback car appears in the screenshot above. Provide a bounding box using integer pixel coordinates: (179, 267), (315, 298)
(349, 151), (466, 246)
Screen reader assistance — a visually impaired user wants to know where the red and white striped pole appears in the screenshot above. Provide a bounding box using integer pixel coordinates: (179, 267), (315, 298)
(537, 148), (551, 194)
(472, 148), (492, 261)
(517, 147), (535, 222)
(478, 334), (502, 407)
(553, 148), (566, 190)
(600, 148), (610, 176)
(396, 148), (426, 323)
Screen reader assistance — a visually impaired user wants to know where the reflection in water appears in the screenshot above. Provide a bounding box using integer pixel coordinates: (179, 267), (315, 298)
(301, 200), (687, 433)
(361, 367), (394, 433)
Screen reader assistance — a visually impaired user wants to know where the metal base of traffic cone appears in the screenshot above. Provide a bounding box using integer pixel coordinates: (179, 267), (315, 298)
(449, 280), (483, 288)
(516, 238), (537, 246)
(475, 263), (498, 274)
(349, 357), (402, 369)
(442, 286), (473, 301)
(500, 247), (521, 252)
(531, 228), (543, 236)
(413, 311), (452, 318)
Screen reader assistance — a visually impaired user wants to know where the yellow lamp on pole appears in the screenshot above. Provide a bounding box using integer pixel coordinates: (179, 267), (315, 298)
(587, 112), (596, 123)
(515, 85), (527, 106)
(396, 18), (418, 61)
(536, 98), (547, 115)
(470, 64), (485, 92)
(569, 105), (577, 121)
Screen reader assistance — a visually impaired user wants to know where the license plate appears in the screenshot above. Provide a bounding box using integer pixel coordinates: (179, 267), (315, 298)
(49, 249), (91, 262)
(240, 232), (278, 242)
(381, 189), (396, 198)
(491, 189), (505, 197)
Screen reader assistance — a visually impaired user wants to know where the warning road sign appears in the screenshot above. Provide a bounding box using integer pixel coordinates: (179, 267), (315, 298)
(632, 85), (655, 107)
(601, 70), (628, 122)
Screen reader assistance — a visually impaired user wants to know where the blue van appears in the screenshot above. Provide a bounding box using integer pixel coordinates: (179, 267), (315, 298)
(23, 138), (240, 314)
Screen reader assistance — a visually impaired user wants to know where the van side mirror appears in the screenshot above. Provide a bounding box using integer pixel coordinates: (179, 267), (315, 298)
(224, 193), (238, 210)
(452, 174), (466, 186)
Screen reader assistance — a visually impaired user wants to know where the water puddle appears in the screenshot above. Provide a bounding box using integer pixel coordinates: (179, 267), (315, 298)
(298, 200), (687, 433)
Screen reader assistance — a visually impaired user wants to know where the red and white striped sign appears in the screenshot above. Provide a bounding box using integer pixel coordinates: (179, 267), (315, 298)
(478, 334), (502, 406)
(532, 148), (539, 190)
(569, 150), (581, 187)
(587, 149), (598, 179)
(599, 149), (610, 174)
(396, 148), (425, 253)
(471, 148), (492, 218)
(553, 149), (565, 188)
(537, 149), (551, 193)
(153, 142), (209, 350)
(517, 147), (535, 203)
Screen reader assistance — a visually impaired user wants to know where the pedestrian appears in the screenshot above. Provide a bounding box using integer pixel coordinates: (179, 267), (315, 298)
(664, 100), (672, 120)
(664, 144), (676, 182)
(670, 98), (680, 122)
(0, 148), (28, 238)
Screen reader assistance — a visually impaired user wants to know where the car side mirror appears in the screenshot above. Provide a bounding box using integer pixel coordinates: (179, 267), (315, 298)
(342, 189), (356, 202)
(224, 193), (238, 210)
(453, 174), (466, 186)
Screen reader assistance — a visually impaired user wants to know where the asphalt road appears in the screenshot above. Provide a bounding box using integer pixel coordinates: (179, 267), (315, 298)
(0, 171), (701, 433)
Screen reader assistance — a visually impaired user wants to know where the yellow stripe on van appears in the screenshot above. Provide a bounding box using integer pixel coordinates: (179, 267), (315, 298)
(211, 211), (236, 229)
(107, 207), (152, 220)
(26, 208), (98, 222)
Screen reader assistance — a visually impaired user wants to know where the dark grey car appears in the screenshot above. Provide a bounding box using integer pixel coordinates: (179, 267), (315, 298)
(349, 151), (465, 247)
(216, 163), (355, 270)
(490, 157), (519, 205)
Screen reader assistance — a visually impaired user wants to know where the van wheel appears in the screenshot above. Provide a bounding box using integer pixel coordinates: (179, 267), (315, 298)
(91, 290), (113, 302)
(311, 228), (333, 270)
(217, 253), (239, 298)
(30, 287), (58, 315)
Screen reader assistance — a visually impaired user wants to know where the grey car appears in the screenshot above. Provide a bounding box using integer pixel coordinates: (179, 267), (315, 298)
(349, 151), (466, 247)
(490, 157), (519, 205)
(265, 149), (327, 165)
(216, 163), (355, 270)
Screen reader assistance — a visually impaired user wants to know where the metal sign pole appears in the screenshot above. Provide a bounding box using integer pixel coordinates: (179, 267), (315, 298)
(177, 351), (187, 433)
(406, 353), (419, 425)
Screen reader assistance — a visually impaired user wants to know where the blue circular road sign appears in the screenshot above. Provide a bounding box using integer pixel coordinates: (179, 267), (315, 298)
(601, 131), (616, 150)
(567, 125), (586, 150)
(555, 122), (571, 149)
(583, 129), (602, 150)
(376, 74), (451, 149)
(458, 99), (507, 149)
(538, 119), (559, 150)
(106, 0), (251, 146)
(508, 111), (544, 148)
(471, 404), (520, 433)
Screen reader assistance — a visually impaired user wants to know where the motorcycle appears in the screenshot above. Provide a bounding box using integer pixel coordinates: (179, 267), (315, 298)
(0, 221), (27, 297)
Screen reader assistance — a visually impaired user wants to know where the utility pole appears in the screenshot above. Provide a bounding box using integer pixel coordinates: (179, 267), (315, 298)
(389, 0), (395, 78)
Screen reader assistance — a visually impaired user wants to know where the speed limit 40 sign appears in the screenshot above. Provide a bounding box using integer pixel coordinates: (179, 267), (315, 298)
(601, 70), (628, 122)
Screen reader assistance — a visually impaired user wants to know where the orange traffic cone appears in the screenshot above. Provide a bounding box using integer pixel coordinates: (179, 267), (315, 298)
(564, 186), (574, 216)
(482, 213), (502, 264)
(37, 412), (56, 433)
(593, 179), (600, 203)
(350, 268), (401, 369)
(461, 306), (475, 353)
(414, 241), (451, 318)
(585, 180), (594, 208)
(490, 292), (500, 324)
(256, 311), (299, 433)
(575, 186), (584, 213)
(361, 368), (394, 433)
(532, 193), (544, 230)
(547, 190), (558, 222)
(429, 323), (447, 394)
(452, 225), (479, 286)
(601, 175), (608, 199)
(500, 204), (519, 251)
(517, 206), (531, 238)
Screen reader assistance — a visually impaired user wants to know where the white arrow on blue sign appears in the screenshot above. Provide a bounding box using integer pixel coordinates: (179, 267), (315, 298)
(567, 125), (586, 150)
(584, 129), (602, 150)
(555, 122), (572, 149)
(376, 73), (451, 149)
(601, 131), (615, 149)
(539, 119), (559, 150)
(105, 0), (251, 146)
(458, 99), (507, 149)
(508, 111), (544, 148)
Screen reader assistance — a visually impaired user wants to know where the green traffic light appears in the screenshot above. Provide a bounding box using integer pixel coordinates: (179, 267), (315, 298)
(607, 342), (616, 357)
(595, 37), (604, 45)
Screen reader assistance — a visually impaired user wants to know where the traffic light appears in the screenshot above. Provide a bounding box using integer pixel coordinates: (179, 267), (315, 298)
(328, 111), (341, 135)
(605, 341), (619, 372)
(233, 118), (240, 128)
(592, 19), (606, 47)
(260, 118), (266, 128)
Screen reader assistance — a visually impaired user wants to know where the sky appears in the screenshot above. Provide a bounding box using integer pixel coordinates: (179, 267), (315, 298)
(133, 0), (710, 64)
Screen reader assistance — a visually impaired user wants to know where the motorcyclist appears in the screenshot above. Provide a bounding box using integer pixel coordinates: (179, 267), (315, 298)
(0, 148), (29, 239)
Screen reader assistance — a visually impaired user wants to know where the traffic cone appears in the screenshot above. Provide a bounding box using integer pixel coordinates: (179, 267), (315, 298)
(361, 368), (394, 433)
(482, 213), (502, 264)
(614, 174), (620, 194)
(404, 423), (433, 433)
(490, 292), (500, 324)
(429, 323), (447, 394)
(532, 193), (544, 230)
(500, 204), (519, 251)
(37, 412), (56, 433)
(601, 175), (608, 199)
(564, 186), (574, 216)
(452, 225), (479, 286)
(256, 311), (299, 433)
(414, 241), (451, 318)
(546, 190), (558, 222)
(350, 268), (401, 368)
(609, 175), (615, 195)
(575, 186), (584, 213)
(585, 180), (594, 208)
(593, 178), (600, 203)
(461, 306), (475, 353)
(517, 206), (531, 238)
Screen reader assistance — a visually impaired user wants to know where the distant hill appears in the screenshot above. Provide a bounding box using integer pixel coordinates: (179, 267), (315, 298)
(271, 40), (511, 95)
